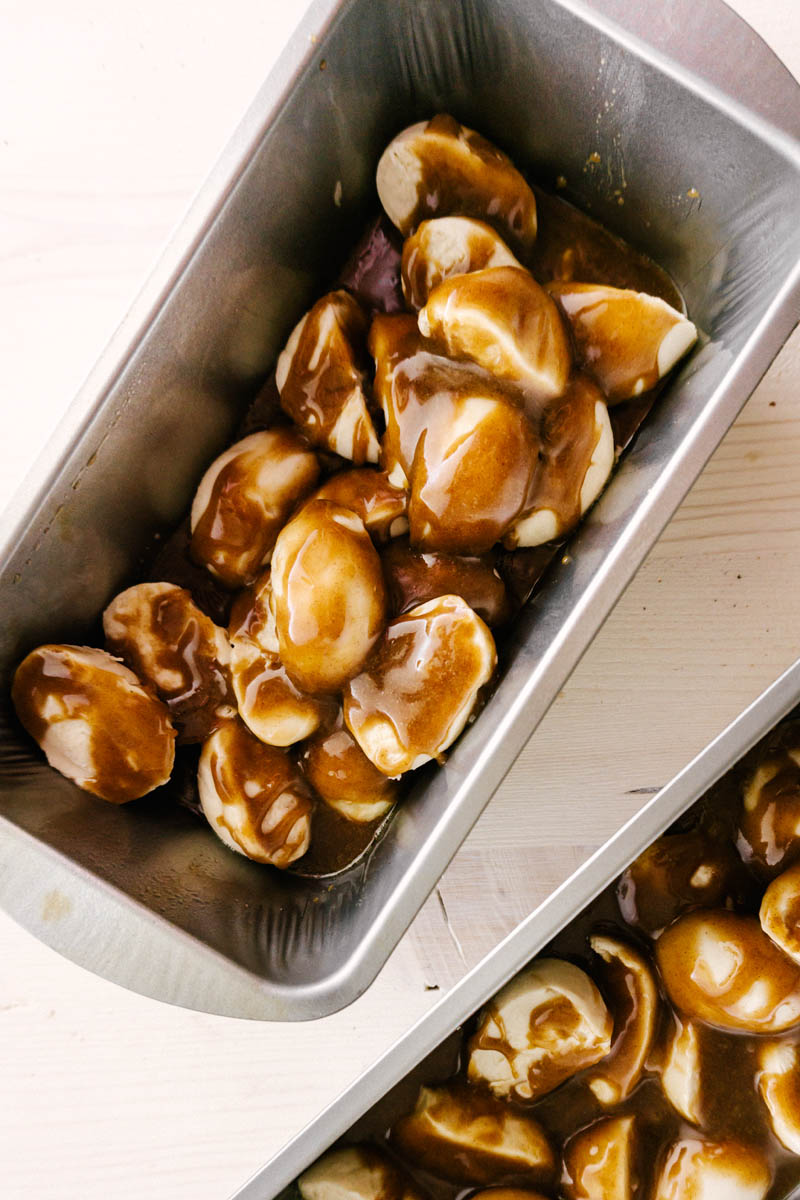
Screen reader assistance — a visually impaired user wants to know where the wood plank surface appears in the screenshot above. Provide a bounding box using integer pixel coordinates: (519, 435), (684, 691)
(1, 2), (799, 1196)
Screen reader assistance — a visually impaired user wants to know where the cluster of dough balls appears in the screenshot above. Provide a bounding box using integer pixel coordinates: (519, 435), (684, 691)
(294, 723), (800, 1199)
(12, 115), (697, 871)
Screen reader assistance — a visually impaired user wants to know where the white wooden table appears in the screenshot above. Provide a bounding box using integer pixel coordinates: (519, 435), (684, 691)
(1, 2), (799, 1196)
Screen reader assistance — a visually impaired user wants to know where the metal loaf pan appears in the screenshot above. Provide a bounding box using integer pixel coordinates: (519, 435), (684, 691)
(1, 0), (799, 1021)
(232, 655), (800, 1196)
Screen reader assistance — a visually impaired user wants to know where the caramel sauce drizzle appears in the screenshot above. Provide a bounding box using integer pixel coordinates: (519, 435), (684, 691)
(407, 114), (537, 251)
(520, 373), (604, 534)
(273, 500), (388, 695)
(391, 1078), (554, 1186)
(381, 540), (511, 627)
(401, 217), (518, 311)
(588, 942), (655, 1103)
(228, 569), (273, 644)
(190, 428), (318, 587)
(309, 468), (407, 538)
(190, 451), (268, 587)
(617, 829), (743, 935)
(470, 995), (598, 1100)
(740, 755), (800, 870)
(278, 290), (376, 462)
(209, 719), (312, 861)
(304, 714), (396, 807)
(12, 646), (174, 804)
(548, 282), (682, 403)
(408, 382), (540, 555)
(344, 600), (489, 767)
(371, 311), (603, 550)
(656, 911), (800, 1033)
(235, 650), (330, 732)
(106, 586), (232, 743)
(370, 315), (540, 552)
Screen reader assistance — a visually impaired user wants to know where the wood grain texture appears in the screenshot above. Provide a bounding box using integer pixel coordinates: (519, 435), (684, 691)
(1, 1), (799, 1197)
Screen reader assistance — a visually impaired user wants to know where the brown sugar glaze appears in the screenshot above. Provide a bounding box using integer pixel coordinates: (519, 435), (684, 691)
(396, 114), (538, 252)
(232, 647), (332, 739)
(278, 290), (376, 463)
(405, 376), (540, 554)
(401, 218), (520, 312)
(343, 597), (494, 777)
(764, 865), (800, 955)
(369, 313), (539, 541)
(381, 541), (511, 628)
(309, 469), (407, 540)
(418, 266), (571, 399)
(656, 909), (800, 1033)
(189, 452), (259, 587)
(228, 568), (275, 645)
(146, 181), (685, 877)
(617, 827), (747, 936)
(584, 939), (656, 1105)
(303, 715), (399, 817)
(516, 373), (606, 540)
(547, 281), (688, 404)
(271, 499), (388, 695)
(322, 718), (800, 1200)
(12, 646), (175, 804)
(189, 427), (320, 589)
(104, 584), (233, 744)
(469, 991), (603, 1102)
(390, 1080), (556, 1186)
(370, 313), (542, 555)
(208, 718), (312, 865)
(739, 752), (800, 872)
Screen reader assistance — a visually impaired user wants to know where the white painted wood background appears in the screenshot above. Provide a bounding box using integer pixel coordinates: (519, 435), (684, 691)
(1, 1), (799, 1196)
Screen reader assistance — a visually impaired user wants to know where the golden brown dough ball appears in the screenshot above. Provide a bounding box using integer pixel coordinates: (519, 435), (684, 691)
(12, 644), (175, 803)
